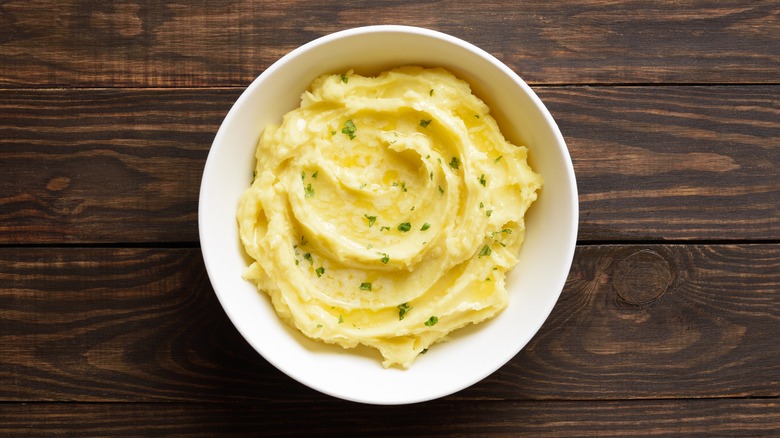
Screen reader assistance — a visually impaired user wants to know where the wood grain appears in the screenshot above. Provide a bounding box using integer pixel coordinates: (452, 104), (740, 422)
(0, 0), (777, 87)
(0, 86), (776, 244)
(0, 88), (239, 243)
(0, 245), (776, 402)
(539, 86), (780, 241)
(0, 399), (777, 437)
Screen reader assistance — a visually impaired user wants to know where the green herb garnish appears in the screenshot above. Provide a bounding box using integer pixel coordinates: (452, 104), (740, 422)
(449, 156), (460, 170)
(420, 223), (431, 231)
(438, 185), (444, 195)
(340, 73), (348, 84)
(494, 155), (503, 163)
(304, 183), (315, 198)
(380, 253), (390, 264)
(360, 282), (372, 291)
(486, 209), (493, 217)
(303, 252), (313, 265)
(398, 302), (412, 320)
(478, 245), (492, 257)
(420, 119), (432, 128)
(397, 222), (412, 232)
(424, 316), (439, 327)
(315, 267), (325, 277)
(342, 119), (357, 140)
(364, 214), (377, 227)
(479, 173), (486, 186)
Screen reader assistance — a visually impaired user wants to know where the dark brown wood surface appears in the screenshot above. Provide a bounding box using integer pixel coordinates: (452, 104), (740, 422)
(1, 0), (778, 436)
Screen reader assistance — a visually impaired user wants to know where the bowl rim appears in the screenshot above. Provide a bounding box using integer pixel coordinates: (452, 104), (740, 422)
(199, 24), (578, 404)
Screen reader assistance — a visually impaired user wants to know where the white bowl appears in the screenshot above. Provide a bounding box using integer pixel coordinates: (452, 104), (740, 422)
(199, 25), (578, 405)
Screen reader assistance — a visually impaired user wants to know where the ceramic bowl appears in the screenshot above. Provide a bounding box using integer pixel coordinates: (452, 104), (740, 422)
(199, 25), (578, 405)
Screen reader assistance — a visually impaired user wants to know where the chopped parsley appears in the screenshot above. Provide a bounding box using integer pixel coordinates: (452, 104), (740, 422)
(304, 183), (315, 198)
(393, 181), (407, 192)
(315, 267), (325, 277)
(338, 314), (344, 324)
(479, 173), (486, 186)
(429, 89), (434, 96)
(397, 302), (412, 320)
(360, 282), (372, 291)
(494, 155), (503, 163)
(364, 214), (377, 227)
(312, 170), (318, 178)
(303, 252), (313, 265)
(424, 316), (439, 327)
(397, 222), (412, 232)
(340, 73), (348, 84)
(420, 119), (432, 128)
(380, 226), (391, 231)
(342, 119), (357, 140)
(429, 171), (434, 180)
(486, 209), (493, 217)
(449, 156), (460, 170)
(438, 185), (444, 195)
(478, 245), (492, 257)
(420, 223), (431, 231)
(380, 253), (390, 264)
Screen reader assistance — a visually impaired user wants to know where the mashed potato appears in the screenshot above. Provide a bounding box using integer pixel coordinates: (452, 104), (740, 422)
(237, 66), (542, 368)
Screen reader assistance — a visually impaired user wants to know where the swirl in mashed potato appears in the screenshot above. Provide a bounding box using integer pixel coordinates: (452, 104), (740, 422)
(237, 66), (542, 368)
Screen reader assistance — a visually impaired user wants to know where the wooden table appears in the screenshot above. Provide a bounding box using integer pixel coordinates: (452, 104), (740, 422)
(1, 1), (778, 435)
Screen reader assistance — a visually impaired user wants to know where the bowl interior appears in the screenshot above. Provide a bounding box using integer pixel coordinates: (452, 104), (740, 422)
(199, 25), (578, 405)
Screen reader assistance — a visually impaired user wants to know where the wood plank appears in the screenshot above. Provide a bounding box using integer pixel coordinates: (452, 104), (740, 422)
(0, 245), (776, 402)
(538, 86), (780, 241)
(0, 86), (776, 244)
(0, 88), (240, 244)
(0, 399), (777, 436)
(0, 1), (777, 87)
(467, 244), (780, 401)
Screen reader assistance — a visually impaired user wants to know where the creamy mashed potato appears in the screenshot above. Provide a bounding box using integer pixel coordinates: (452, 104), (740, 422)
(237, 66), (542, 368)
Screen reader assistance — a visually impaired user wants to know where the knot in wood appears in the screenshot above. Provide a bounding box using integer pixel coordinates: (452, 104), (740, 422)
(613, 249), (672, 306)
